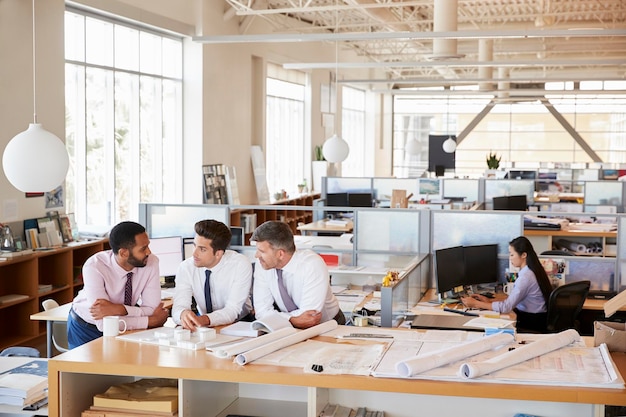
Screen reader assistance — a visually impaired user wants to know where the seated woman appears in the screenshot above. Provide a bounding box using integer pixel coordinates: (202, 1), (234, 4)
(461, 236), (553, 333)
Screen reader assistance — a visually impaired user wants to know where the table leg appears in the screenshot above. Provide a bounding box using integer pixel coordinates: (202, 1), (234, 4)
(46, 320), (53, 358)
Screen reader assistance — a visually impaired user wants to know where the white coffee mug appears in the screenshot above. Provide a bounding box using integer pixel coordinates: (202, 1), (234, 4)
(503, 282), (515, 295)
(103, 315), (127, 337)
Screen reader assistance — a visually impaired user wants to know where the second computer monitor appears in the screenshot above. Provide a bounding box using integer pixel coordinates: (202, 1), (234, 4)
(150, 236), (184, 278)
(463, 244), (499, 287)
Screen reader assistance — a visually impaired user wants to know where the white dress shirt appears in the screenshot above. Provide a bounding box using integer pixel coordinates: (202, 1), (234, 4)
(172, 250), (253, 327)
(253, 249), (340, 323)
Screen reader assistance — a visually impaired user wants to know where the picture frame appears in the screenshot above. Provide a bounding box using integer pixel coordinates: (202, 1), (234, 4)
(59, 214), (74, 243)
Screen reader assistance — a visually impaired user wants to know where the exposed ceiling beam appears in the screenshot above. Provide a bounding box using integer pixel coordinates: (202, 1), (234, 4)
(284, 58), (626, 69)
(193, 28), (626, 43)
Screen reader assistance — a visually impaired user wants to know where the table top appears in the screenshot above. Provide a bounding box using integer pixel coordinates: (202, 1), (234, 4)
(30, 297), (173, 322)
(47, 327), (626, 407)
(297, 219), (354, 233)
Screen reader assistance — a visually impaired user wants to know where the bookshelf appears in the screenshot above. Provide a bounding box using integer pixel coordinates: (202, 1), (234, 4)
(230, 193), (320, 244)
(0, 239), (109, 351)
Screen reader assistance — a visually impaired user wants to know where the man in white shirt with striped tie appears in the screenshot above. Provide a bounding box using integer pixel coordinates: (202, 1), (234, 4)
(251, 221), (344, 329)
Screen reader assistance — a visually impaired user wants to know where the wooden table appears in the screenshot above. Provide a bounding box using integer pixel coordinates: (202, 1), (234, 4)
(47, 328), (626, 417)
(297, 219), (353, 236)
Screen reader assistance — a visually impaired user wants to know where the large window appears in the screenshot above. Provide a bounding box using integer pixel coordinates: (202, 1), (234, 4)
(65, 9), (183, 227)
(265, 64), (307, 197)
(341, 86), (367, 177)
(393, 83), (626, 178)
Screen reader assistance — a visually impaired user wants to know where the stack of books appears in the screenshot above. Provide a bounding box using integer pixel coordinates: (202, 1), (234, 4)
(82, 378), (178, 416)
(0, 360), (48, 407)
(320, 404), (384, 417)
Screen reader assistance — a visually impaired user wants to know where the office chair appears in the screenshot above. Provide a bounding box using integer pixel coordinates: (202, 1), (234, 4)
(545, 280), (591, 333)
(0, 346), (40, 357)
(42, 299), (69, 354)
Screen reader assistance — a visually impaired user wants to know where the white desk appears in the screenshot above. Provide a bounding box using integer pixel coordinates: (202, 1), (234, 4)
(0, 357), (48, 416)
(29, 304), (70, 359)
(30, 295), (174, 358)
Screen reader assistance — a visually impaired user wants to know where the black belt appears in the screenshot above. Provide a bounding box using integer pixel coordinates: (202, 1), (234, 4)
(69, 307), (99, 332)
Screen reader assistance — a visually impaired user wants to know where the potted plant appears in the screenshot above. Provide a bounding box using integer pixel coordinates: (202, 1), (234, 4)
(312, 145), (328, 192)
(485, 152), (502, 178)
(486, 151), (501, 169)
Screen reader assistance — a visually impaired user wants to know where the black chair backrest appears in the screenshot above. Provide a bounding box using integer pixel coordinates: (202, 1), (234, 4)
(546, 280), (590, 333)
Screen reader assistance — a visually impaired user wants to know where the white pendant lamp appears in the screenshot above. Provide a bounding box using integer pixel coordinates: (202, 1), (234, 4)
(322, 0), (349, 164)
(2, 0), (69, 193)
(443, 136), (457, 153)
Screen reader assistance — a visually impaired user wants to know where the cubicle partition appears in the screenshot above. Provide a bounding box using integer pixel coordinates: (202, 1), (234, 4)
(584, 181), (626, 213)
(139, 203), (229, 238)
(484, 179), (535, 210)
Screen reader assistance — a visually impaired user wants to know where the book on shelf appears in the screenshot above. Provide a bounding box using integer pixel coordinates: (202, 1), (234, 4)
(92, 378), (178, 414)
(0, 389), (47, 407)
(219, 312), (292, 338)
(84, 406), (177, 416)
(0, 249), (33, 258)
(0, 360), (48, 404)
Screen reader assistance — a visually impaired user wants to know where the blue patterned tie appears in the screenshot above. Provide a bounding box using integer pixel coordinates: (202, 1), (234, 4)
(204, 270), (213, 313)
(124, 272), (133, 305)
(277, 269), (298, 312)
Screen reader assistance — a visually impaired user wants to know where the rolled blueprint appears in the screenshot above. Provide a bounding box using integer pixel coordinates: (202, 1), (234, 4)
(395, 332), (514, 377)
(213, 327), (297, 358)
(555, 239), (586, 254)
(459, 329), (580, 379)
(235, 320), (338, 365)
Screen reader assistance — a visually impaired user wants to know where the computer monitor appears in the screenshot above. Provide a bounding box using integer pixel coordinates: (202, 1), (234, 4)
(326, 192), (349, 207)
(463, 244), (499, 287)
(183, 237), (195, 260)
(347, 192), (373, 208)
(434, 246), (465, 295)
(230, 226), (244, 247)
(150, 236), (183, 278)
(493, 195), (527, 211)
(506, 170), (537, 180)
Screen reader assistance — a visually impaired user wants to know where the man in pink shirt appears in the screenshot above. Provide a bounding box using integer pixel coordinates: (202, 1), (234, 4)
(68, 221), (169, 348)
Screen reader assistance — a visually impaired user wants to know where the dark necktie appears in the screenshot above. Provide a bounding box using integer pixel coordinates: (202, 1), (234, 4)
(124, 272), (133, 306)
(276, 269), (298, 312)
(204, 270), (213, 313)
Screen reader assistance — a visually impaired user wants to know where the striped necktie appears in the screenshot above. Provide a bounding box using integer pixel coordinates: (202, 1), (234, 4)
(124, 272), (133, 306)
(204, 270), (213, 313)
(276, 269), (298, 312)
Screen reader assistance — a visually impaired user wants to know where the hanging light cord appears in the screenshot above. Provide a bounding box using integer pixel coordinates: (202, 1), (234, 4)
(32, 0), (37, 124)
(333, 0), (339, 135)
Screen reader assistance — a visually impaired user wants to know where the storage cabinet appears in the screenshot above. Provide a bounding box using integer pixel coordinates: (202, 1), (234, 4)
(0, 239), (108, 351)
(229, 193), (320, 244)
(525, 229), (617, 257)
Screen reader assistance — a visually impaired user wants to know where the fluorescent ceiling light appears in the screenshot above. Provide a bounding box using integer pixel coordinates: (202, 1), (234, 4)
(192, 28), (626, 44)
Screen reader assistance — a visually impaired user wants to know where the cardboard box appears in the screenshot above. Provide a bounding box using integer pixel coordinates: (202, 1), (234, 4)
(594, 321), (626, 352)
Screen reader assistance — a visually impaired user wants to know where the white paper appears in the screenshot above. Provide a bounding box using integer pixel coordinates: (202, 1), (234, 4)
(235, 320), (338, 365)
(213, 327), (298, 358)
(396, 332), (513, 377)
(459, 329), (580, 379)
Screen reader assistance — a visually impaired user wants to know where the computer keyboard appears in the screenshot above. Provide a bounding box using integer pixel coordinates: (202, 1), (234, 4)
(481, 292), (495, 299)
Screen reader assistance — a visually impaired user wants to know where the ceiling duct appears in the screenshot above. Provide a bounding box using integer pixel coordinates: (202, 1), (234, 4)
(427, 0), (464, 60)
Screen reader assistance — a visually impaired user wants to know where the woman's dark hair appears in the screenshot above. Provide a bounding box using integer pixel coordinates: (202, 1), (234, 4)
(509, 236), (553, 303)
(194, 220), (232, 253)
(109, 221), (146, 254)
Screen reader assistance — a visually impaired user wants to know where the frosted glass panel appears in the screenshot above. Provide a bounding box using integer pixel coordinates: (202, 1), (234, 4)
(431, 211), (522, 253)
(485, 179), (535, 203)
(325, 177), (372, 193)
(442, 179), (479, 202)
(142, 204), (229, 238)
(356, 210), (420, 252)
(373, 178), (419, 201)
(584, 181), (623, 205)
